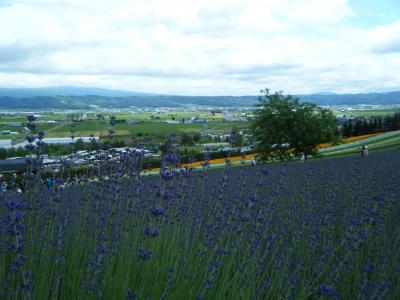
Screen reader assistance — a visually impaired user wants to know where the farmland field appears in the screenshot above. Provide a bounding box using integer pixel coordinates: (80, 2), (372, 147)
(1, 108), (399, 142)
(44, 121), (247, 138)
(321, 130), (400, 157)
(333, 109), (400, 117)
(1, 149), (399, 299)
(0, 108), (249, 141)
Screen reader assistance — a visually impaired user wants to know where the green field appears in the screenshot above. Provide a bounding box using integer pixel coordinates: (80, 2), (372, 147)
(44, 120), (247, 138)
(1, 107), (399, 143)
(333, 108), (400, 117)
(0, 109), (248, 142)
(320, 130), (400, 157)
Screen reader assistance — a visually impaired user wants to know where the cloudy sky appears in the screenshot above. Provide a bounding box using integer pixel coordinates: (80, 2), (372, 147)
(0, 0), (399, 95)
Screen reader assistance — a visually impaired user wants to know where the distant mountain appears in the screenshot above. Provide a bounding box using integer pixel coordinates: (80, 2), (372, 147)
(0, 88), (399, 109)
(0, 86), (156, 98)
(0, 95), (258, 109)
(297, 92), (400, 106)
(311, 92), (337, 96)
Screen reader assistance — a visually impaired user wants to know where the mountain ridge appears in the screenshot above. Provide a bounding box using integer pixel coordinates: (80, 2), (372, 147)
(0, 86), (157, 98)
(0, 87), (399, 109)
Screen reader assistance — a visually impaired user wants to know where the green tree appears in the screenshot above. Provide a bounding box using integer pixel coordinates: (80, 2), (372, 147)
(193, 133), (201, 143)
(75, 138), (86, 151)
(230, 127), (244, 147)
(180, 134), (194, 146)
(250, 89), (338, 159)
(159, 139), (173, 155)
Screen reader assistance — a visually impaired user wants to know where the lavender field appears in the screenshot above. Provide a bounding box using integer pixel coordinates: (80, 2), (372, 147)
(1, 150), (400, 299)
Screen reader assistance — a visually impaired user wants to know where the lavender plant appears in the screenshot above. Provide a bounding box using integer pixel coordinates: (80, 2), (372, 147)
(0, 149), (399, 299)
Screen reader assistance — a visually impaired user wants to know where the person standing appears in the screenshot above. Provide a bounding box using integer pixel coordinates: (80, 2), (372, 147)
(361, 145), (365, 157)
(45, 177), (53, 189)
(0, 176), (7, 194)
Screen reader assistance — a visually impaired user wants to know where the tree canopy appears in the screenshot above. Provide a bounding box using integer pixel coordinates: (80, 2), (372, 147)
(180, 134), (194, 146)
(250, 89), (338, 159)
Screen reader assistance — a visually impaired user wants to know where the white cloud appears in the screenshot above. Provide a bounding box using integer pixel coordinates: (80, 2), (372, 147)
(0, 0), (399, 95)
(368, 21), (400, 53)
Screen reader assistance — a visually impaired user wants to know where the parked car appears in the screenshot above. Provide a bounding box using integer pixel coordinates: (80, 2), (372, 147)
(72, 158), (86, 165)
(87, 155), (97, 161)
(42, 158), (58, 165)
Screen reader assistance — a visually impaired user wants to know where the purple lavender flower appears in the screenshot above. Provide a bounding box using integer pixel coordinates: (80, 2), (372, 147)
(4, 198), (28, 275)
(26, 135), (36, 143)
(37, 131), (45, 140)
(151, 228), (159, 238)
(208, 260), (220, 274)
(364, 258), (374, 274)
(126, 289), (138, 300)
(25, 144), (35, 151)
(26, 115), (36, 122)
(138, 248), (151, 261)
(180, 167), (191, 178)
(260, 167), (269, 176)
(144, 224), (151, 236)
(5, 198), (25, 210)
(36, 140), (45, 148)
(318, 285), (340, 298)
(151, 204), (164, 217)
(165, 154), (178, 165)
(160, 169), (175, 181)
(98, 243), (107, 254)
(205, 277), (214, 289)
(19, 270), (33, 292)
(249, 193), (257, 202)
